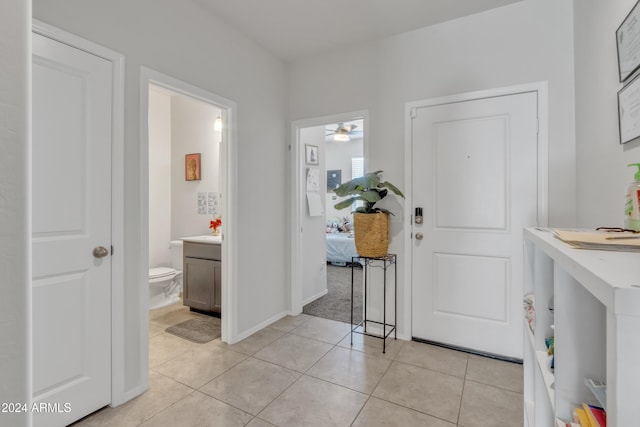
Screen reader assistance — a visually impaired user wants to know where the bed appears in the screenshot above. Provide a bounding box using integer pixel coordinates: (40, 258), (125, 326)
(326, 232), (359, 265)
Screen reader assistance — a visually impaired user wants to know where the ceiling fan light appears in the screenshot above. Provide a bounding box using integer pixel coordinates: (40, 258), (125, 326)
(334, 130), (350, 141)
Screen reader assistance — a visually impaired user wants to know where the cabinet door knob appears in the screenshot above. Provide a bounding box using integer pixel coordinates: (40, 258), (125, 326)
(415, 232), (424, 240)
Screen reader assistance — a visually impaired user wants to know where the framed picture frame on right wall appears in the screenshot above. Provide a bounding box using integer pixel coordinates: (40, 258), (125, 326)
(618, 72), (640, 144)
(617, 0), (640, 82)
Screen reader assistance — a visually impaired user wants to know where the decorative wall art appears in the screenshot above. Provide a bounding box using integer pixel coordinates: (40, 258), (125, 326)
(327, 169), (342, 191)
(185, 153), (201, 181)
(305, 144), (318, 165)
(618, 72), (640, 144)
(617, 0), (640, 82)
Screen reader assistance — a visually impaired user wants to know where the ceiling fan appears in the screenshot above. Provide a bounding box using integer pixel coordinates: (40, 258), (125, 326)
(326, 123), (358, 141)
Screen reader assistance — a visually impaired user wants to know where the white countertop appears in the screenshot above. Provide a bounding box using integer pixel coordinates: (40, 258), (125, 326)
(181, 235), (222, 244)
(524, 227), (640, 315)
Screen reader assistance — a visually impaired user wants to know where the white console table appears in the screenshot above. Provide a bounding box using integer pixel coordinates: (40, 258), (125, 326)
(523, 228), (640, 426)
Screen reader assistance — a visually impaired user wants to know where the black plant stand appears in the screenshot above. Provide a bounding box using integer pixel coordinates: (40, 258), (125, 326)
(350, 254), (397, 353)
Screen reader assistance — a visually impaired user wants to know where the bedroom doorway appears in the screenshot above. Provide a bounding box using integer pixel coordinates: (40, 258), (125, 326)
(290, 113), (367, 325)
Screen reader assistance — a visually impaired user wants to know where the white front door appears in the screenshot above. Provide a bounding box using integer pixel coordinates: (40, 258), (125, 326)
(411, 91), (539, 359)
(32, 32), (112, 426)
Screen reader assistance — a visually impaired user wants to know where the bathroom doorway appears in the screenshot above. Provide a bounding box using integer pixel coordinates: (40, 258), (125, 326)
(140, 67), (238, 376)
(290, 112), (367, 324)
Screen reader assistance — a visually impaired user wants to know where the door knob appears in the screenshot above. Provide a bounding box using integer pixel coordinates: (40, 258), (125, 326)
(415, 232), (424, 240)
(93, 246), (109, 258)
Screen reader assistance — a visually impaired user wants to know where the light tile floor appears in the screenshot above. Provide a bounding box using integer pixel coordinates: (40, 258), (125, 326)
(73, 303), (523, 427)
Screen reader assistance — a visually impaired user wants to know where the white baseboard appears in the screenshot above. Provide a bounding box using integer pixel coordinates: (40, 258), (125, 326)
(302, 288), (328, 306)
(231, 309), (289, 344)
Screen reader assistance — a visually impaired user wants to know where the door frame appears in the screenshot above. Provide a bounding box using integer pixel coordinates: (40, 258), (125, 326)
(403, 82), (549, 340)
(32, 20), (127, 406)
(139, 68), (238, 349)
(290, 111), (369, 314)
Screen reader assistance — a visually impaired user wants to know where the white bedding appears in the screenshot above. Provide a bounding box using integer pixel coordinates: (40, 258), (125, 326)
(326, 233), (359, 264)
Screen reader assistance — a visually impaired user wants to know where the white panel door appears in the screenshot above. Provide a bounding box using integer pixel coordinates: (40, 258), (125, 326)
(411, 92), (538, 358)
(32, 32), (112, 426)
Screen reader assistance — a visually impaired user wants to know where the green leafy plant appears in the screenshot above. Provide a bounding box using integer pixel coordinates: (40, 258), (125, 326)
(334, 170), (404, 215)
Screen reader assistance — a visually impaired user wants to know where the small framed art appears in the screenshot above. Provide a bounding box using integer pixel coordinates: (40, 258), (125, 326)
(305, 144), (318, 165)
(185, 153), (201, 181)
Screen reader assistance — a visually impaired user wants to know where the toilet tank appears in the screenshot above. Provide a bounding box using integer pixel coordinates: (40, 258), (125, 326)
(169, 240), (183, 270)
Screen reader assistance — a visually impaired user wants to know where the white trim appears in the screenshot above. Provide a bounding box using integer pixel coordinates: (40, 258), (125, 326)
(303, 289), (329, 306)
(233, 310), (289, 343)
(31, 20), (128, 407)
(404, 81), (549, 340)
(139, 67), (239, 350)
(290, 111), (369, 315)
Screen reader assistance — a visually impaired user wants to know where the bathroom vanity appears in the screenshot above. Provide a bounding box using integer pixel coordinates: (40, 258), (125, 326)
(182, 235), (222, 314)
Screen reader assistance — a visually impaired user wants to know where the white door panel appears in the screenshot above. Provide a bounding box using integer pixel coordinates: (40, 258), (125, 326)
(412, 92), (538, 358)
(32, 32), (112, 426)
(434, 116), (508, 230)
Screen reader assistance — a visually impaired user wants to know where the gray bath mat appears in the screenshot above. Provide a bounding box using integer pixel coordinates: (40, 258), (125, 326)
(165, 316), (221, 343)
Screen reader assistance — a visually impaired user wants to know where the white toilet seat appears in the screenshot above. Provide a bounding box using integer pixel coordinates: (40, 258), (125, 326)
(149, 267), (177, 282)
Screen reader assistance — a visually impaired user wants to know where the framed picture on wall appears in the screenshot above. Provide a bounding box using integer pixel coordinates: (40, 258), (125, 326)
(185, 153), (201, 181)
(305, 144), (319, 165)
(617, 0), (640, 82)
(618, 73), (640, 144)
(327, 170), (342, 191)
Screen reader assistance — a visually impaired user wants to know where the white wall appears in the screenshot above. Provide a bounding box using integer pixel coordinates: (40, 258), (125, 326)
(574, 0), (640, 228)
(288, 0), (576, 338)
(33, 0), (288, 397)
(171, 96), (221, 239)
(300, 126), (327, 303)
(148, 89), (172, 268)
(0, 1), (31, 425)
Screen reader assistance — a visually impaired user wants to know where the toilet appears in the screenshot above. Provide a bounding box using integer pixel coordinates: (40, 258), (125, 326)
(148, 240), (183, 310)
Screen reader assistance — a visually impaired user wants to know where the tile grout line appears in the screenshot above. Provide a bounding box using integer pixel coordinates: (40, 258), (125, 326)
(455, 355), (470, 427)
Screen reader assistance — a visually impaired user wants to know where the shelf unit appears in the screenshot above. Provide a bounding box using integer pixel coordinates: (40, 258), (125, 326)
(523, 228), (640, 426)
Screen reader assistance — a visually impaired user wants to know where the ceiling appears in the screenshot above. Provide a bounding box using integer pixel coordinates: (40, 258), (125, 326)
(194, 0), (522, 62)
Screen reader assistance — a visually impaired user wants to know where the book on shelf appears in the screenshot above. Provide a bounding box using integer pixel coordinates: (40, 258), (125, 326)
(571, 403), (606, 427)
(583, 403), (606, 427)
(573, 407), (590, 426)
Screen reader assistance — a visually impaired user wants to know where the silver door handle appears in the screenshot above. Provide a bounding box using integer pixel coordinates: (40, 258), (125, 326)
(93, 246), (109, 258)
(415, 232), (424, 240)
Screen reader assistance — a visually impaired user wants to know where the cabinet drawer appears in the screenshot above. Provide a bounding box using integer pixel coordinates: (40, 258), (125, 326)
(183, 241), (221, 260)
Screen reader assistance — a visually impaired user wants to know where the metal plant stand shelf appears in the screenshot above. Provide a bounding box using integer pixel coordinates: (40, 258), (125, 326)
(350, 254), (397, 353)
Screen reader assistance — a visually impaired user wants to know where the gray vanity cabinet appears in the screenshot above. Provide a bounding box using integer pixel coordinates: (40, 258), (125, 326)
(183, 241), (221, 313)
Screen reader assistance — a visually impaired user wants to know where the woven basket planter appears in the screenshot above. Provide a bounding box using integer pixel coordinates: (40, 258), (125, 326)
(353, 212), (389, 258)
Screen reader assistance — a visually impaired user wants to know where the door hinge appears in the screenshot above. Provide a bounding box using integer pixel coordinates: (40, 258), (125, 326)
(410, 108), (417, 119)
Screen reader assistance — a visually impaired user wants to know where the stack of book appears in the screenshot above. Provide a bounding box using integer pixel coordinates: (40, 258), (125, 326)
(556, 403), (606, 426)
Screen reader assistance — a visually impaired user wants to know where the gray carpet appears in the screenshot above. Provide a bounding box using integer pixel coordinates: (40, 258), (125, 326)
(165, 316), (221, 343)
(303, 264), (363, 325)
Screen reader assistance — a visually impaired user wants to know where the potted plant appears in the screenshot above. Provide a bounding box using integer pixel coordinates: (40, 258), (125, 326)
(333, 170), (404, 257)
